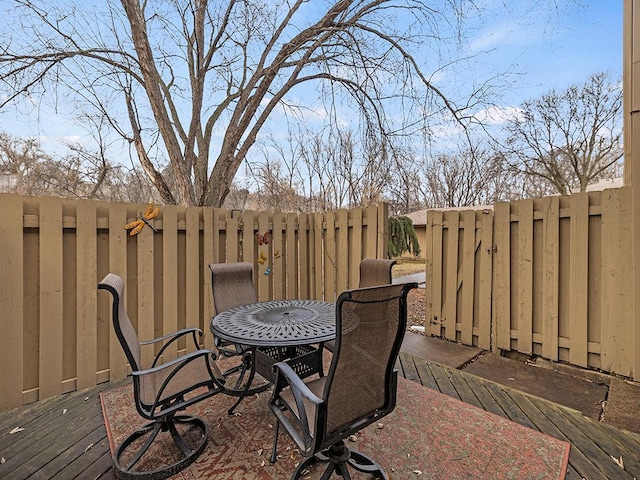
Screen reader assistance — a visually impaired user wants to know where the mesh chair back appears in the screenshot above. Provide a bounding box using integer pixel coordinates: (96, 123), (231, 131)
(324, 283), (410, 436)
(358, 258), (397, 288)
(209, 262), (258, 313)
(98, 273), (142, 371)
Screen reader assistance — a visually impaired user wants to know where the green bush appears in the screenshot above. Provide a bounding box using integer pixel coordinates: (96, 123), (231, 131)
(388, 216), (421, 257)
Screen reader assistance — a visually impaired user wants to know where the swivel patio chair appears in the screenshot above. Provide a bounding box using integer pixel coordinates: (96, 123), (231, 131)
(98, 273), (225, 480)
(325, 258), (397, 353)
(209, 262), (259, 386)
(358, 258), (397, 288)
(269, 282), (417, 479)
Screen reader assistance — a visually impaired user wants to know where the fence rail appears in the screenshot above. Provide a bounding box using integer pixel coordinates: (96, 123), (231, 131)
(0, 194), (388, 410)
(425, 187), (636, 380)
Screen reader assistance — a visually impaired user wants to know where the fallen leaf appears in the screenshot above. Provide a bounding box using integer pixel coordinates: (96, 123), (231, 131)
(377, 423), (384, 429)
(0, 457), (5, 464)
(414, 470), (423, 475)
(9, 427), (24, 435)
(62, 409), (67, 415)
(258, 449), (263, 456)
(611, 455), (624, 468)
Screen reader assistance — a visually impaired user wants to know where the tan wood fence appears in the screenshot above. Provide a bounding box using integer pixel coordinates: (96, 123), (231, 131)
(0, 194), (388, 410)
(425, 187), (636, 380)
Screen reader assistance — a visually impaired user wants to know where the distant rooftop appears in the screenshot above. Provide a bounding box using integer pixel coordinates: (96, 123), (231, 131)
(581, 177), (623, 192)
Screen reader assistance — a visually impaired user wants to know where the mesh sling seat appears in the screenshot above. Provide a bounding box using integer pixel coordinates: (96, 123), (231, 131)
(358, 258), (397, 288)
(208, 262), (259, 387)
(325, 258), (397, 354)
(269, 282), (417, 479)
(98, 273), (226, 480)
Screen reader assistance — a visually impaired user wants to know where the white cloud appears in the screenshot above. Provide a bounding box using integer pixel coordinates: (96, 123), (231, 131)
(470, 25), (512, 52)
(61, 135), (85, 145)
(474, 105), (524, 125)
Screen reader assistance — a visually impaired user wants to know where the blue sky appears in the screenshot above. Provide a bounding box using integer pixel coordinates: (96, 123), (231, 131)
(473, 0), (622, 104)
(0, 0), (623, 156)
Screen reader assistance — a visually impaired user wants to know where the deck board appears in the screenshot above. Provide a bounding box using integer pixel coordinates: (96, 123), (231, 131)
(427, 362), (460, 398)
(1, 353), (639, 479)
(441, 365), (484, 408)
(454, 371), (507, 417)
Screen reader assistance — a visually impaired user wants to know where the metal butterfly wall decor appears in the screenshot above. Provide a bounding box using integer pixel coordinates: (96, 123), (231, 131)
(124, 202), (160, 236)
(256, 230), (271, 245)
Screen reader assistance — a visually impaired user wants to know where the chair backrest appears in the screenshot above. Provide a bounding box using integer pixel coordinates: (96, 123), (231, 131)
(209, 262), (258, 314)
(98, 273), (142, 371)
(322, 282), (416, 443)
(358, 258), (397, 288)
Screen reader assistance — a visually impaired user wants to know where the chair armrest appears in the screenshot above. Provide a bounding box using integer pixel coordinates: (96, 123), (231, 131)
(271, 361), (323, 454)
(131, 348), (216, 377)
(272, 361), (323, 405)
(140, 328), (204, 367)
(140, 327), (203, 345)
(133, 349), (225, 415)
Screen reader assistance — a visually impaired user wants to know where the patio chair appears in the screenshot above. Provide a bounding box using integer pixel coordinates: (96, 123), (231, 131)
(325, 258), (397, 353)
(269, 282), (417, 479)
(208, 262), (258, 385)
(98, 273), (225, 480)
(358, 258), (397, 288)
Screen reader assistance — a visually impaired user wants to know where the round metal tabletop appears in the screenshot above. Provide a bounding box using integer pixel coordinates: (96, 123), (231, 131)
(211, 299), (335, 347)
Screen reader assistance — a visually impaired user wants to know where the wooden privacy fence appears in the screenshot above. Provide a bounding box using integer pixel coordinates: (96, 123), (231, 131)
(425, 187), (636, 380)
(0, 194), (388, 410)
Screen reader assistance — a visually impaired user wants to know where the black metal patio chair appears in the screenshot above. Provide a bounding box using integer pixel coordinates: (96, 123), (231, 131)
(98, 273), (225, 480)
(208, 262), (259, 386)
(269, 282), (417, 479)
(358, 258), (397, 288)
(325, 258), (397, 353)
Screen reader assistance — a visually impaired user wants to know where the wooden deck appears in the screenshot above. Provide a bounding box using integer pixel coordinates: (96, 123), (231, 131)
(1, 353), (639, 479)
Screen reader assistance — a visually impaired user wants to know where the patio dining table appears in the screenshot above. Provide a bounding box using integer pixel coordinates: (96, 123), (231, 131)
(210, 299), (335, 413)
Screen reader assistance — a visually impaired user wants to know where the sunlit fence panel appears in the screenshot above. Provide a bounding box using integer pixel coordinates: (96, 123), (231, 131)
(0, 194), (387, 410)
(424, 188), (636, 380)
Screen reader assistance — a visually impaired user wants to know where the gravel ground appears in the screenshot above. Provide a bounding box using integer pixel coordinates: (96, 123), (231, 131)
(406, 288), (425, 326)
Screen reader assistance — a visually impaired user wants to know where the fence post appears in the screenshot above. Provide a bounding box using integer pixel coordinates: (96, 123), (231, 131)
(0, 195), (24, 409)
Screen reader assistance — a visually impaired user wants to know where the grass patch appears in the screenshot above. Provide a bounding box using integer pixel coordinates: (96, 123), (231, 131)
(392, 259), (426, 277)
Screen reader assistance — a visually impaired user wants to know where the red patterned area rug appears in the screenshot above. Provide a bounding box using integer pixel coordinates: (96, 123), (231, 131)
(101, 376), (570, 479)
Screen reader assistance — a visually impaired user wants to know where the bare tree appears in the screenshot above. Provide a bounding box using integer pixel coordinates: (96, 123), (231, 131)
(420, 148), (515, 208)
(0, 0), (493, 207)
(503, 71), (623, 195)
(288, 128), (392, 210)
(0, 133), (48, 194)
(0, 131), (157, 202)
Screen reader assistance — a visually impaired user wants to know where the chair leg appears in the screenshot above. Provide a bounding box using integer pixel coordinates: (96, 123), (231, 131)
(270, 421), (280, 463)
(113, 414), (208, 480)
(291, 441), (387, 480)
(347, 450), (388, 478)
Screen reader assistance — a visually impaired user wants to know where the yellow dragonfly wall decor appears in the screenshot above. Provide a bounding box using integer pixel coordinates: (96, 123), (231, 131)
(125, 203), (160, 236)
